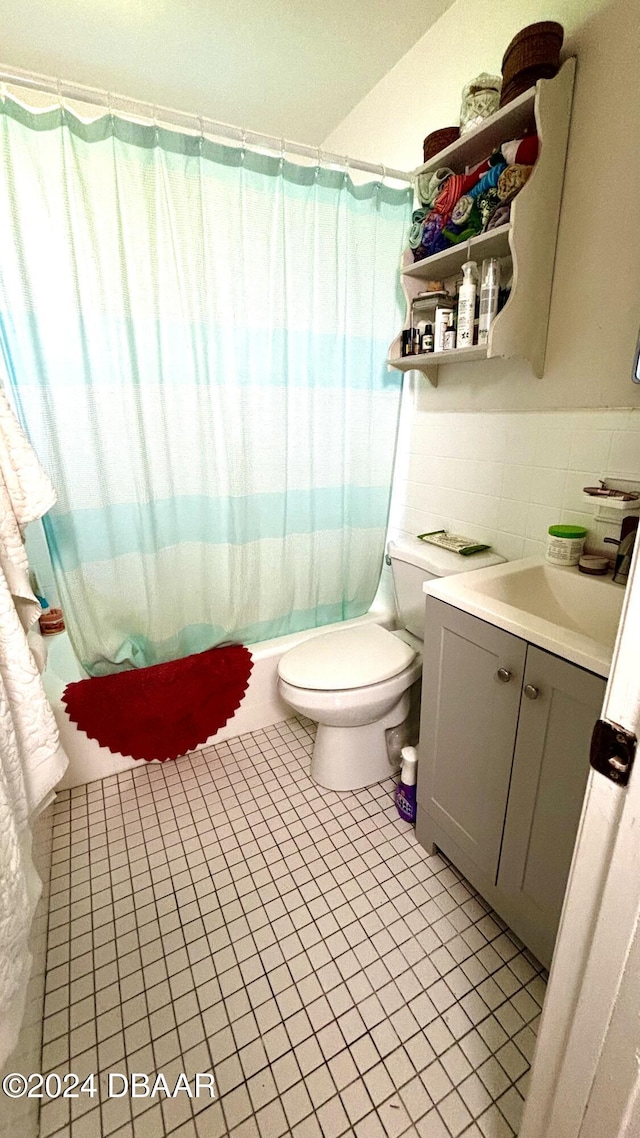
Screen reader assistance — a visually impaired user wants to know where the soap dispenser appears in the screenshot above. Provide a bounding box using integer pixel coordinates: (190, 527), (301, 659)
(456, 261), (477, 349)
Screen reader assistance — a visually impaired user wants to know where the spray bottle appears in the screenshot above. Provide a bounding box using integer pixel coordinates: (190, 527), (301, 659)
(395, 746), (418, 824)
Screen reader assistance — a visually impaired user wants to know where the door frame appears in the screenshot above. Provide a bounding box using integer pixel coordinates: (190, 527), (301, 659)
(520, 540), (640, 1138)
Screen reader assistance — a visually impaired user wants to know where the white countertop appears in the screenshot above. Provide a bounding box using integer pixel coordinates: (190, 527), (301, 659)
(424, 556), (624, 678)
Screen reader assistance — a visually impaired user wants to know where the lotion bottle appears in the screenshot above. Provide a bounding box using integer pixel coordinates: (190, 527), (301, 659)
(456, 261), (477, 349)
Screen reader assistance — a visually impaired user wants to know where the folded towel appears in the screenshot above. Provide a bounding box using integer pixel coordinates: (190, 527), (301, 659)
(468, 159), (507, 199)
(451, 194), (475, 227)
(498, 163), (533, 203)
(443, 201), (483, 245)
(502, 135), (539, 166)
(412, 210), (449, 260)
(416, 167), (454, 207)
(408, 208), (428, 248)
(476, 187), (502, 228)
(486, 203), (512, 230)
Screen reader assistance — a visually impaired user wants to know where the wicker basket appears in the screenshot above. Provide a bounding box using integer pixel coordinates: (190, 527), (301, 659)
(500, 21), (564, 107)
(422, 126), (460, 164)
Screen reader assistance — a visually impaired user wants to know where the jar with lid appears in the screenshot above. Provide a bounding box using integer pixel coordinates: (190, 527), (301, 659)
(546, 525), (587, 566)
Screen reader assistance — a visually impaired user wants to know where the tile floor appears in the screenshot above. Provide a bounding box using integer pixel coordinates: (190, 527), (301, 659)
(38, 717), (547, 1138)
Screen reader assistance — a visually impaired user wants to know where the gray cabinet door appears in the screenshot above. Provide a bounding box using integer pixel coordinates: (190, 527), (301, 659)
(498, 646), (605, 964)
(418, 598), (527, 881)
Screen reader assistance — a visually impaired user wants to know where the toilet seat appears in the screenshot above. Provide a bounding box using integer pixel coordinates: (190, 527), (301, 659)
(277, 624), (417, 691)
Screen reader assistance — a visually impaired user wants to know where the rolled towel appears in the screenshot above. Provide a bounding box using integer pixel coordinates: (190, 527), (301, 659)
(408, 208), (428, 248)
(433, 174), (465, 215)
(468, 159), (507, 199)
(498, 163), (533, 203)
(502, 135), (539, 166)
(451, 194), (475, 227)
(413, 210), (449, 260)
(476, 187), (501, 228)
(442, 201), (482, 245)
(416, 167), (454, 207)
(485, 203), (512, 231)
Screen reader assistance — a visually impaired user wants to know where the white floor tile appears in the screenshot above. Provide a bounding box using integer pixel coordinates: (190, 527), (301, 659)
(41, 716), (545, 1138)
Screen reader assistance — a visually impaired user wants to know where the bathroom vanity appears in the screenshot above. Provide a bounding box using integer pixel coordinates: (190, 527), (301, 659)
(416, 558), (623, 967)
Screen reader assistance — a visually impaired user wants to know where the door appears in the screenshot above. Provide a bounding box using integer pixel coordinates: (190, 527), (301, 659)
(497, 647), (606, 966)
(417, 598), (526, 880)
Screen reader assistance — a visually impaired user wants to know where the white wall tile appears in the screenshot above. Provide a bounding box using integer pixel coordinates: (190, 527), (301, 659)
(497, 499), (529, 537)
(529, 468), (567, 508)
(390, 408), (638, 563)
(569, 429), (611, 475)
(501, 466), (532, 503)
(608, 431), (640, 478)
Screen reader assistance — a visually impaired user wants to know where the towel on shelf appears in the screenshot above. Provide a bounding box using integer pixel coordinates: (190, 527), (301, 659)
(443, 201), (483, 245)
(0, 385), (68, 1067)
(476, 187), (502, 228)
(501, 135), (539, 167)
(498, 163), (533, 203)
(412, 210), (449, 260)
(451, 194), (475, 227)
(468, 159), (507, 199)
(408, 208), (428, 248)
(486, 203), (512, 231)
(416, 167), (454, 207)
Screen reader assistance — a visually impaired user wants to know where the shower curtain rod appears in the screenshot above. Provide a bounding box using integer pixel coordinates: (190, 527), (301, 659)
(0, 64), (413, 184)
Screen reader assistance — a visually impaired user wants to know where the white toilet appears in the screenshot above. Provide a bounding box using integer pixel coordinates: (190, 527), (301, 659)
(278, 536), (504, 791)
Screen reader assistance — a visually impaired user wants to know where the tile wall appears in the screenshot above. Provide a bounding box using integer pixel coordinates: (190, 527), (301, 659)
(389, 404), (640, 562)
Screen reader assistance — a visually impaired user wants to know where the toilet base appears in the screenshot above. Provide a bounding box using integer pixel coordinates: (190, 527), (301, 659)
(310, 691), (410, 792)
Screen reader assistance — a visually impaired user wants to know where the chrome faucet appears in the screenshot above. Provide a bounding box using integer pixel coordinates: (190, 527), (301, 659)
(604, 515), (639, 584)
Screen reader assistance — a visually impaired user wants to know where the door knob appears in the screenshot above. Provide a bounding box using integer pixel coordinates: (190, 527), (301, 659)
(524, 684), (539, 700)
(497, 668), (512, 683)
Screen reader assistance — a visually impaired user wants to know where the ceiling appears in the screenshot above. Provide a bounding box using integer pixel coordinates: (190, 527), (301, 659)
(1, 0), (454, 146)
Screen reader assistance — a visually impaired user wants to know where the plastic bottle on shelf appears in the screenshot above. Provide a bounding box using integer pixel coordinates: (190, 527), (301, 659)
(456, 261), (477, 349)
(478, 257), (501, 345)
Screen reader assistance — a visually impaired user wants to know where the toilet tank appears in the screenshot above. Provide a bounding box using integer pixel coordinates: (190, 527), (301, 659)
(388, 536), (505, 639)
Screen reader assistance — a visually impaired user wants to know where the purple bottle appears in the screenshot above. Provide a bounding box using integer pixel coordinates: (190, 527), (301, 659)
(396, 746), (418, 824)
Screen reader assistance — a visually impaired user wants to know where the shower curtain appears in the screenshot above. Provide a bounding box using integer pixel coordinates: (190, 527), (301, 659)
(0, 95), (412, 676)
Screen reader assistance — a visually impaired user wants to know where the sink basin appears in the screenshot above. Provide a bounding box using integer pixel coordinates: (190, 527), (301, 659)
(424, 556), (624, 677)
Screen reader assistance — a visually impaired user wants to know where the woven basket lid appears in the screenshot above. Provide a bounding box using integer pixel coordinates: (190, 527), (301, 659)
(502, 21), (564, 74)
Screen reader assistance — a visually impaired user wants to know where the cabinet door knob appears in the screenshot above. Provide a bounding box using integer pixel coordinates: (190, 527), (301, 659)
(524, 684), (539, 700)
(497, 668), (512, 683)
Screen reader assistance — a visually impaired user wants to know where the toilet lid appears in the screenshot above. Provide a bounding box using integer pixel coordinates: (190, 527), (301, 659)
(278, 624), (417, 691)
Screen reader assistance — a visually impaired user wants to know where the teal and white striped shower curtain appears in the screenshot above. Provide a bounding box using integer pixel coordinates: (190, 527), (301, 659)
(0, 95), (412, 675)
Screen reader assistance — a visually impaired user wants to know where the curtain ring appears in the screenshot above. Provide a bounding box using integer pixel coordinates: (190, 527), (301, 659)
(315, 146), (322, 178)
(197, 115), (204, 154)
(152, 104), (160, 144)
(343, 154), (350, 183)
(240, 128), (247, 160)
(279, 137), (286, 167)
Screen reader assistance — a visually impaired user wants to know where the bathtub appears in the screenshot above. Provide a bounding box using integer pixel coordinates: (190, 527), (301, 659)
(44, 603), (395, 789)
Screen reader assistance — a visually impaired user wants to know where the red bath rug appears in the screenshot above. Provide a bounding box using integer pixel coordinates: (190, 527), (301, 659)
(62, 644), (253, 762)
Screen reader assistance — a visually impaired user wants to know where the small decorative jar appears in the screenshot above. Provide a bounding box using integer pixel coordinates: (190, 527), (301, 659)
(546, 525), (587, 567)
(459, 73), (502, 134)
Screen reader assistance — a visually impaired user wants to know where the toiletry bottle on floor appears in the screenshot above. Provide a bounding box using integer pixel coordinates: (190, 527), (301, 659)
(396, 746), (418, 823)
